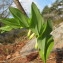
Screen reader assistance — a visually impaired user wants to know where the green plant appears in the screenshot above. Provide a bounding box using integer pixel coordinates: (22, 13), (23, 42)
(0, 2), (54, 63)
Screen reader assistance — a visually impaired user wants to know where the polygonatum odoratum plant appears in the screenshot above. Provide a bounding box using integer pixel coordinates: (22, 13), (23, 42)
(0, 2), (54, 63)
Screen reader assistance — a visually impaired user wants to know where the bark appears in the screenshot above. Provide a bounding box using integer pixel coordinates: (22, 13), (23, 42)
(13, 0), (27, 16)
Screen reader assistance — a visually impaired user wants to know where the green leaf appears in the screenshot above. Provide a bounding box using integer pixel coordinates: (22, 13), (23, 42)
(37, 20), (54, 63)
(9, 7), (29, 28)
(37, 37), (54, 63)
(0, 25), (22, 33)
(0, 18), (21, 28)
(37, 37), (46, 62)
(0, 18), (23, 32)
(46, 37), (54, 60)
(0, 26), (13, 33)
(42, 20), (53, 38)
(0, 26), (12, 31)
(30, 2), (44, 36)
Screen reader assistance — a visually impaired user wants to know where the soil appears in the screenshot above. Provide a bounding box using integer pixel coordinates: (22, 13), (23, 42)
(0, 40), (63, 63)
(0, 31), (63, 63)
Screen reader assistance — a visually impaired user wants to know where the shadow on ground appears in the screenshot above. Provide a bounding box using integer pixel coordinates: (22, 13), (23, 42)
(55, 48), (63, 63)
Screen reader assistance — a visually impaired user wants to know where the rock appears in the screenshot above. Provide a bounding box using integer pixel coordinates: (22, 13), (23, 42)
(20, 38), (37, 57)
(51, 22), (63, 49)
(26, 52), (38, 61)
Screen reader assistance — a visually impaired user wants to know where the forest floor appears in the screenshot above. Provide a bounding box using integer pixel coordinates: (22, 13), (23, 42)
(0, 38), (63, 63)
(0, 30), (63, 63)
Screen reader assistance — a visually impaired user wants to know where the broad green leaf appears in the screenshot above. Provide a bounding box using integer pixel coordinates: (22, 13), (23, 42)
(28, 17), (31, 26)
(37, 20), (54, 63)
(0, 18), (23, 33)
(39, 50), (46, 63)
(0, 26), (12, 32)
(40, 21), (47, 36)
(46, 37), (54, 60)
(42, 20), (53, 38)
(37, 37), (46, 62)
(31, 25), (39, 36)
(0, 25), (22, 33)
(0, 25), (16, 33)
(30, 2), (44, 36)
(9, 7), (29, 28)
(0, 18), (21, 28)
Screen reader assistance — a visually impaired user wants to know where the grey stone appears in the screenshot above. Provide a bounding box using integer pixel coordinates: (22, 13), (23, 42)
(51, 22), (63, 49)
(20, 38), (37, 57)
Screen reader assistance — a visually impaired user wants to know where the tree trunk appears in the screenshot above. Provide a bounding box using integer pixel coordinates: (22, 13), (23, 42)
(13, 0), (27, 16)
